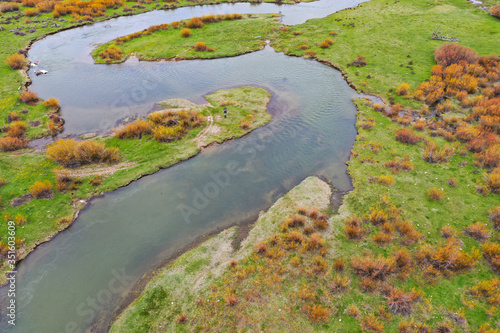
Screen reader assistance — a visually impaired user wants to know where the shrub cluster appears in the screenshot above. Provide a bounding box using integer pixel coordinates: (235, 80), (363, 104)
(46, 139), (120, 168)
(29, 180), (53, 199)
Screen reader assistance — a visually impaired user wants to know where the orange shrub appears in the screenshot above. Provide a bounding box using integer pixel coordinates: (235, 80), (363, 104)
(29, 180), (52, 199)
(395, 128), (421, 144)
(306, 304), (330, 323)
(349, 55), (366, 67)
(43, 97), (60, 110)
(396, 83), (410, 96)
(194, 42), (207, 51)
(113, 120), (153, 139)
(19, 91), (39, 104)
(304, 50), (317, 58)
(186, 17), (204, 28)
(23, 7), (39, 16)
(386, 287), (421, 315)
(482, 242), (500, 274)
(373, 232), (391, 246)
(344, 215), (365, 240)
(0, 2), (20, 12)
(239, 119), (251, 130)
(464, 222), (490, 242)
(490, 206), (500, 231)
(7, 121), (27, 138)
(427, 188), (445, 201)
(5, 54), (25, 70)
(180, 28), (192, 37)
(0, 137), (28, 152)
(36, 1), (55, 12)
(46, 139), (119, 168)
(377, 175), (395, 186)
(434, 43), (478, 67)
(477, 146), (500, 169)
(385, 157), (414, 173)
(153, 125), (184, 142)
(360, 314), (384, 333)
(440, 225), (457, 238)
(297, 44), (309, 50)
(489, 5), (500, 18)
(422, 141), (454, 163)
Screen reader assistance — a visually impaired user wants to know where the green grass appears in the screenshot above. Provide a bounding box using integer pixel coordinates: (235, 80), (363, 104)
(92, 14), (281, 63)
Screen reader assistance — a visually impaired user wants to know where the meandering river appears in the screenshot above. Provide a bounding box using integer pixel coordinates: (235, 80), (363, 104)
(0, 0), (368, 331)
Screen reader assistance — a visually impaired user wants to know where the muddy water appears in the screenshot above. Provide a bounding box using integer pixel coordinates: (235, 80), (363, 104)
(0, 0), (368, 332)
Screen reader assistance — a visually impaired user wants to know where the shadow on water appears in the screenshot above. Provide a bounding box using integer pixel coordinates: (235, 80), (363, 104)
(0, 0), (370, 332)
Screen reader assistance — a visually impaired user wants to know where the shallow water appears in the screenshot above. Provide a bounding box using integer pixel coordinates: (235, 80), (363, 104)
(0, 0), (367, 332)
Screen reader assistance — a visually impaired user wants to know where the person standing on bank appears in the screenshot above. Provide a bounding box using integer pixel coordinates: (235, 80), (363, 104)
(224, 107), (227, 119)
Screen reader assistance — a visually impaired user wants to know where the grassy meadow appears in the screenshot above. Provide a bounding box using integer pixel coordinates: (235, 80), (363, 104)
(92, 14), (281, 63)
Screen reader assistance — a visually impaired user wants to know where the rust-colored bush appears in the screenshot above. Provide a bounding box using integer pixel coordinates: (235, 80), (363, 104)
(464, 222), (490, 242)
(344, 215), (365, 240)
(5, 54), (25, 70)
(422, 141), (454, 163)
(351, 255), (395, 281)
(313, 218), (328, 230)
(306, 304), (330, 323)
(0, 2), (20, 12)
(385, 157), (414, 173)
(369, 208), (388, 225)
(153, 125), (184, 142)
(434, 43), (478, 67)
(417, 240), (478, 274)
(284, 215), (306, 228)
(194, 42), (207, 51)
(373, 232), (392, 246)
(440, 225), (457, 238)
(43, 97), (60, 110)
(427, 188), (445, 201)
(186, 17), (204, 28)
(489, 5), (500, 18)
(29, 180), (52, 199)
(360, 314), (384, 333)
(253, 241), (268, 255)
(297, 44), (309, 50)
(334, 258), (345, 272)
(19, 91), (39, 104)
(113, 120), (153, 139)
(0, 137), (28, 152)
(99, 46), (123, 61)
(312, 256), (327, 273)
(477, 146), (500, 169)
(46, 139), (119, 168)
(386, 287), (421, 315)
(482, 242), (500, 274)
(180, 28), (192, 37)
(24, 7), (39, 16)
(7, 121), (27, 138)
(224, 294), (237, 306)
(395, 128), (421, 144)
(239, 119), (251, 130)
(329, 274), (350, 293)
(396, 83), (410, 96)
(349, 55), (366, 67)
(489, 206), (500, 231)
(304, 50), (317, 58)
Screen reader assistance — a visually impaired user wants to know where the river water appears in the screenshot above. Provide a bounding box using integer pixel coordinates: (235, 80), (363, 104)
(0, 0), (367, 332)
